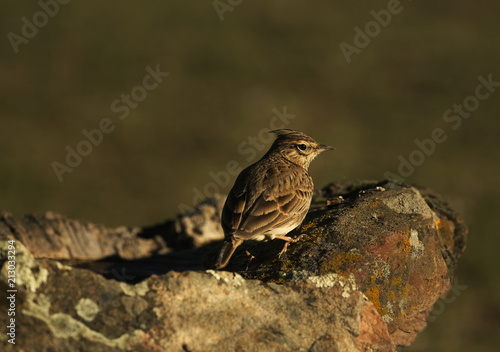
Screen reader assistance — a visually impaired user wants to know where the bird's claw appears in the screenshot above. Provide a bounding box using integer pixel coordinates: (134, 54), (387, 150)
(278, 234), (305, 258)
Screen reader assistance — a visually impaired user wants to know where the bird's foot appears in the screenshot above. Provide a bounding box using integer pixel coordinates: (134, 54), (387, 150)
(290, 234), (305, 243)
(277, 234), (305, 258)
(278, 242), (290, 258)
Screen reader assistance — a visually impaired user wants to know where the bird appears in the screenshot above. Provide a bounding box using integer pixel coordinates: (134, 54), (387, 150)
(215, 129), (334, 269)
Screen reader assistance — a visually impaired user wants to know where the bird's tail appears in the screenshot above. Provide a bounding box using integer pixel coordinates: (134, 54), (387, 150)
(215, 237), (243, 269)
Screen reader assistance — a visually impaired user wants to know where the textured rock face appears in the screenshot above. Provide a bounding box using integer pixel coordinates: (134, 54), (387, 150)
(0, 180), (467, 352)
(233, 180), (467, 346)
(0, 210), (164, 261)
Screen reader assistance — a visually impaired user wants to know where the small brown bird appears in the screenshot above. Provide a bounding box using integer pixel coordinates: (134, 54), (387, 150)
(215, 129), (334, 269)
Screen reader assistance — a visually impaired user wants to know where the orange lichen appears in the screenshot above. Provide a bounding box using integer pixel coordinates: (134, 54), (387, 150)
(319, 252), (362, 274)
(435, 218), (455, 250)
(391, 275), (409, 295)
(402, 231), (412, 256)
(365, 286), (388, 316)
(392, 276), (402, 286)
(434, 220), (442, 229)
(301, 221), (318, 232)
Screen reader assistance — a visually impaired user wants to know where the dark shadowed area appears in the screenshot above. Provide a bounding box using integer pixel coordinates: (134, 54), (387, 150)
(0, 1), (498, 350)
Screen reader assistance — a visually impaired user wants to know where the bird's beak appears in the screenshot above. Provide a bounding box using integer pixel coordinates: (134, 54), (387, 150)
(319, 144), (335, 151)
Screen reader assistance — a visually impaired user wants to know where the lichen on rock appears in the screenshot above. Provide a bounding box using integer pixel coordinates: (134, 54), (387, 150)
(0, 179), (467, 352)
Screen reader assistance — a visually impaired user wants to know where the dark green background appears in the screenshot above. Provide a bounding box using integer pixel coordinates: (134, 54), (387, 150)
(1, 1), (498, 350)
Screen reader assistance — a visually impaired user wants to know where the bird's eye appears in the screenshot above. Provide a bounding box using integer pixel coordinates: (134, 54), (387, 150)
(297, 143), (307, 151)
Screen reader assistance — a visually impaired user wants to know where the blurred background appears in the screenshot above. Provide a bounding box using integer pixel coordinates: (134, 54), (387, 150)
(1, 1), (498, 350)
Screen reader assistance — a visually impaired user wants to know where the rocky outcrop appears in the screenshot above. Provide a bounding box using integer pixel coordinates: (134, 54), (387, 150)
(0, 210), (165, 261)
(0, 193), (226, 262)
(0, 180), (467, 351)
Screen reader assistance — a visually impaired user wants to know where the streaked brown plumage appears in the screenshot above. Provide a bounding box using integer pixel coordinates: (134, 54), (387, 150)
(215, 129), (334, 269)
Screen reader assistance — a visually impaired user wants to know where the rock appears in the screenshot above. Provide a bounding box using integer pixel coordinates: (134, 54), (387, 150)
(0, 180), (467, 351)
(226, 180), (467, 346)
(0, 238), (395, 352)
(0, 194), (225, 261)
(0, 210), (165, 261)
(171, 193), (225, 248)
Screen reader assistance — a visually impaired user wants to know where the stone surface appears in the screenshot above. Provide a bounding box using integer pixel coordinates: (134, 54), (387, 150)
(225, 180), (467, 346)
(0, 193), (225, 261)
(0, 180), (467, 351)
(0, 210), (164, 261)
(171, 193), (225, 248)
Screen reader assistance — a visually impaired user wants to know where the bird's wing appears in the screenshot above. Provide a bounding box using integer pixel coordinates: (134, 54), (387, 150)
(235, 167), (313, 237)
(221, 167), (250, 236)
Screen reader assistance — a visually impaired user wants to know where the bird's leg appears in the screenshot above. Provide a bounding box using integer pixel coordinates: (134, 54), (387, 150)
(278, 242), (290, 258)
(245, 250), (255, 270)
(274, 234), (305, 258)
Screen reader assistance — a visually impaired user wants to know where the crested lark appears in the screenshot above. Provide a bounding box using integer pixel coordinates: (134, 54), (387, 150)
(215, 129), (334, 269)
